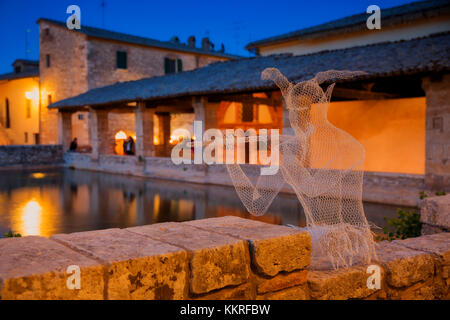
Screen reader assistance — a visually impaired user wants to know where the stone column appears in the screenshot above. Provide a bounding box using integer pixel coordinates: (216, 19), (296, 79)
(281, 100), (294, 136)
(193, 97), (218, 131)
(135, 102), (155, 158)
(156, 112), (171, 157)
(57, 111), (72, 151)
(90, 109), (113, 160)
(422, 74), (450, 191)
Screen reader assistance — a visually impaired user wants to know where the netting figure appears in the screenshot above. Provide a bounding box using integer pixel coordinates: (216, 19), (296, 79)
(226, 68), (377, 269)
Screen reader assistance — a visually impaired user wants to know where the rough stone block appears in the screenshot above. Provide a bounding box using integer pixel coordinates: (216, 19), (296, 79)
(307, 264), (377, 300)
(255, 270), (307, 294)
(257, 284), (308, 300)
(193, 282), (255, 300)
(127, 222), (250, 294)
(419, 195), (450, 231)
(375, 241), (435, 288)
(185, 216), (311, 276)
(0, 236), (104, 300)
(51, 228), (188, 300)
(392, 233), (450, 264)
(393, 233), (450, 299)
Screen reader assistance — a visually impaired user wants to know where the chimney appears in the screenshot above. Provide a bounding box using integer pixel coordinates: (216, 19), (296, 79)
(187, 35), (196, 48)
(201, 37), (210, 51)
(170, 36), (180, 44)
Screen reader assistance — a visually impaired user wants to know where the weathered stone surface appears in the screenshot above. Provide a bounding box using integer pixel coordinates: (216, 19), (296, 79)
(255, 270), (308, 294)
(127, 222), (250, 294)
(383, 276), (441, 300)
(307, 264), (378, 300)
(193, 282), (256, 300)
(185, 216), (311, 276)
(257, 284), (309, 300)
(419, 195), (450, 232)
(375, 241), (435, 288)
(393, 233), (450, 299)
(422, 223), (448, 235)
(51, 228), (188, 300)
(0, 236), (104, 300)
(393, 233), (450, 263)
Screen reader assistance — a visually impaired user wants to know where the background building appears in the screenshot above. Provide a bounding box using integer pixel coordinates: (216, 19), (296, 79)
(0, 60), (40, 145)
(0, 19), (237, 147)
(245, 0), (450, 56)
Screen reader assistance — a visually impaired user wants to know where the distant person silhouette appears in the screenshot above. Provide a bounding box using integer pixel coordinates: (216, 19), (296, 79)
(69, 138), (78, 152)
(124, 136), (135, 155)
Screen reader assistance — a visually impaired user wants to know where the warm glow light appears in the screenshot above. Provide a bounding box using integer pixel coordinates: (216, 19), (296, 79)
(22, 200), (42, 236)
(153, 136), (159, 144)
(25, 88), (39, 101)
(115, 130), (127, 140)
(30, 172), (46, 179)
(169, 134), (188, 144)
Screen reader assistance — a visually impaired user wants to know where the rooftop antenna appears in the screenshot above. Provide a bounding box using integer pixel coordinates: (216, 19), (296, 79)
(25, 29), (31, 59)
(101, 0), (105, 27)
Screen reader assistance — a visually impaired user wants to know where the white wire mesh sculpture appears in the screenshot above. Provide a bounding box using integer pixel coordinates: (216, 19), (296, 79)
(226, 68), (377, 269)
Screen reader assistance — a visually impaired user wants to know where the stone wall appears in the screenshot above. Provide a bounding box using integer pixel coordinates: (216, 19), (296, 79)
(86, 38), (226, 90)
(63, 153), (424, 206)
(39, 21), (89, 145)
(422, 74), (450, 191)
(0, 145), (63, 168)
(420, 194), (450, 235)
(0, 216), (448, 300)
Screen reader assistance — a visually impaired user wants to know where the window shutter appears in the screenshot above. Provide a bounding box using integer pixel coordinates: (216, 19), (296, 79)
(177, 59), (183, 72)
(164, 58), (171, 74)
(116, 51), (127, 69)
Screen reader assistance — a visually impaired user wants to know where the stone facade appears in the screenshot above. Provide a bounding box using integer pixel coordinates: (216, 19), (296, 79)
(1, 216), (448, 300)
(422, 74), (450, 191)
(38, 20), (228, 145)
(39, 21), (88, 145)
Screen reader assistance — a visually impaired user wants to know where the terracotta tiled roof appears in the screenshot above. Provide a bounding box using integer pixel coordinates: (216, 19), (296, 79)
(50, 32), (450, 109)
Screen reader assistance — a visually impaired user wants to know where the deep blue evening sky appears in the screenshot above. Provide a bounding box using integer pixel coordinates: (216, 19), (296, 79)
(0, 0), (414, 74)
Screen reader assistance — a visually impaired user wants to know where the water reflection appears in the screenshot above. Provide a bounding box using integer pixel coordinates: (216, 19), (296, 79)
(0, 168), (415, 237)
